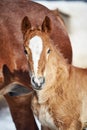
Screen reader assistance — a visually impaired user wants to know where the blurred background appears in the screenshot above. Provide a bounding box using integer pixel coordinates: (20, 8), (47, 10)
(0, 1), (87, 130)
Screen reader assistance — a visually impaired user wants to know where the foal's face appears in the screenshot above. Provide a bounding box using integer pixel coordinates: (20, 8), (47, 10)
(22, 16), (58, 90)
(24, 33), (58, 91)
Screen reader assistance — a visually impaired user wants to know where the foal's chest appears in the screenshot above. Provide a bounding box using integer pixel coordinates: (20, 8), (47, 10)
(31, 96), (57, 129)
(39, 106), (55, 128)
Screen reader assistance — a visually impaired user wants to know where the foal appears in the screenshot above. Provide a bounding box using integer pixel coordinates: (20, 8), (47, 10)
(22, 16), (87, 130)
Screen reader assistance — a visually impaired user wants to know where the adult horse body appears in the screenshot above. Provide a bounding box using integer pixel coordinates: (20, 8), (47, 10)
(0, 0), (72, 130)
(22, 16), (87, 130)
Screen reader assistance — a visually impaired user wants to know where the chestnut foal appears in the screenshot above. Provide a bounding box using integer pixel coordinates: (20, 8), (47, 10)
(22, 16), (87, 130)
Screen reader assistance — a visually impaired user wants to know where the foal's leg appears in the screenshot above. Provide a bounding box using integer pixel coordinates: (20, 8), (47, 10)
(5, 93), (39, 130)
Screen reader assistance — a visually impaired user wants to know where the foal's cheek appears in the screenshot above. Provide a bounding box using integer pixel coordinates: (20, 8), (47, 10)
(44, 62), (57, 85)
(44, 67), (52, 83)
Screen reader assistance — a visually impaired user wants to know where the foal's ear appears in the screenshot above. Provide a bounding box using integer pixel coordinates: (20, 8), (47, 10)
(42, 16), (51, 33)
(21, 16), (31, 34)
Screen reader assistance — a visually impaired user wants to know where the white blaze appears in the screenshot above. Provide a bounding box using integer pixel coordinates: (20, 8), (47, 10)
(29, 36), (43, 75)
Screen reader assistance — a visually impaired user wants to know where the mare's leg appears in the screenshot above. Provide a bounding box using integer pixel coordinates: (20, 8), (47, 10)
(4, 93), (39, 130)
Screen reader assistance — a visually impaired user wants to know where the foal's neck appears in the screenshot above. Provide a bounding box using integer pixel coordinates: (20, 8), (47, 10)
(35, 52), (70, 104)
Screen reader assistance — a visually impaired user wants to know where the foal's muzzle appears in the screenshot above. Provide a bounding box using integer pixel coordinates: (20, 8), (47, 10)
(31, 76), (45, 90)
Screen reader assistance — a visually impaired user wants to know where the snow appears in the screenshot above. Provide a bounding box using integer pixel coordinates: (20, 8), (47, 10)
(0, 1), (87, 130)
(0, 108), (16, 130)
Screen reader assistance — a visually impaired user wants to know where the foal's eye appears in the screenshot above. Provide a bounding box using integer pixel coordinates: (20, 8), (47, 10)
(24, 49), (28, 55)
(47, 49), (51, 54)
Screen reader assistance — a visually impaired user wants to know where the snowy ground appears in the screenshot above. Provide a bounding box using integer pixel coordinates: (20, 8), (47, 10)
(0, 107), (16, 130)
(0, 1), (87, 130)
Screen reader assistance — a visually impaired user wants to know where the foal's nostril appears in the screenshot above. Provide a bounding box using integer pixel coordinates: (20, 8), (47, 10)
(31, 76), (45, 89)
(39, 77), (45, 85)
(32, 77), (38, 87)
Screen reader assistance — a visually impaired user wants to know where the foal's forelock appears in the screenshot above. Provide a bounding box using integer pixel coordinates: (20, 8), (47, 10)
(29, 36), (43, 75)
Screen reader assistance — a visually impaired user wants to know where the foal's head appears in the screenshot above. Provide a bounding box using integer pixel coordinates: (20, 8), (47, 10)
(22, 16), (66, 91)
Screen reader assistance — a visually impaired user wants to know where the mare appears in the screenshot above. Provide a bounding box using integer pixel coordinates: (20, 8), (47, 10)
(0, 0), (72, 130)
(22, 16), (87, 130)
